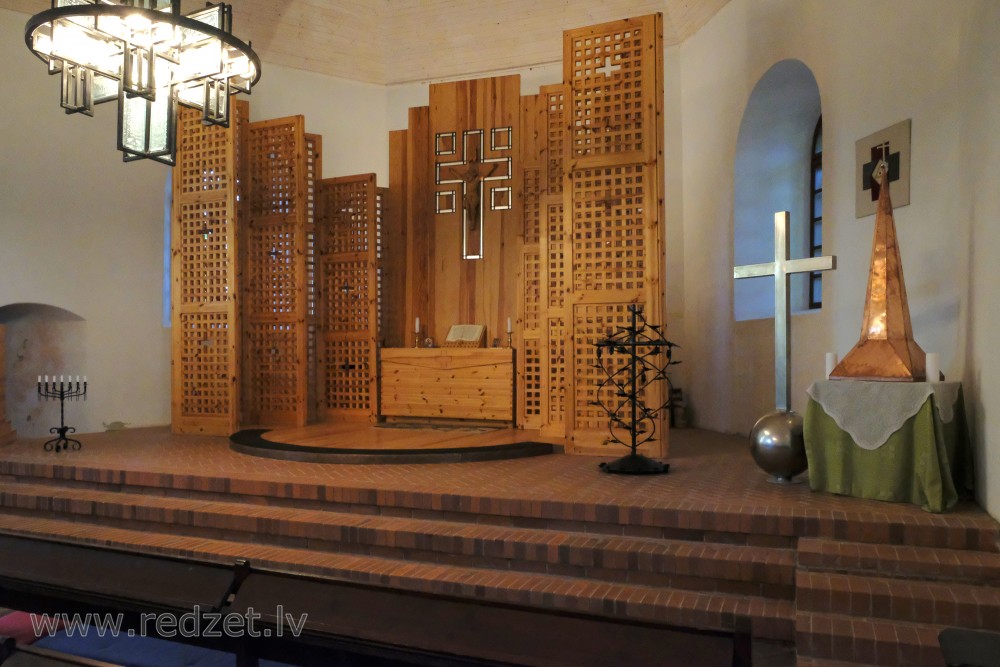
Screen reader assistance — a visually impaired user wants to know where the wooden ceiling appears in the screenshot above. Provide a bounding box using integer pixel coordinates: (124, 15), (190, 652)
(3, 0), (729, 84)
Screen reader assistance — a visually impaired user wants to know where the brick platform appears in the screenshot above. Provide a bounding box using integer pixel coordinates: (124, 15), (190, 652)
(0, 426), (997, 665)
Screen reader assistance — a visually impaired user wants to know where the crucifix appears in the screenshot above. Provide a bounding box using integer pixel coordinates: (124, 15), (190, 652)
(734, 212), (836, 411)
(436, 129), (512, 260)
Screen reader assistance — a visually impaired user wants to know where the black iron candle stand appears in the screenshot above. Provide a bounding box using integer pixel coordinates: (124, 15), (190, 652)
(37, 376), (87, 453)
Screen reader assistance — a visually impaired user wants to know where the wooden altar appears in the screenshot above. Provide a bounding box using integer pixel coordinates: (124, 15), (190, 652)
(379, 348), (514, 423)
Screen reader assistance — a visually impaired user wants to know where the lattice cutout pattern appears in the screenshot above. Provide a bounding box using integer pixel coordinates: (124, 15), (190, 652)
(176, 200), (232, 305)
(244, 322), (301, 415)
(571, 164), (646, 292)
(569, 26), (647, 158)
(522, 251), (541, 332)
(546, 88), (567, 194)
(547, 317), (567, 426)
(317, 182), (372, 255)
(523, 167), (541, 244)
(248, 121), (300, 217)
(322, 261), (370, 333)
(179, 313), (231, 416)
(522, 338), (542, 418)
(546, 202), (566, 310)
(175, 108), (234, 196)
(245, 223), (298, 315)
(323, 337), (370, 411)
(572, 303), (646, 431)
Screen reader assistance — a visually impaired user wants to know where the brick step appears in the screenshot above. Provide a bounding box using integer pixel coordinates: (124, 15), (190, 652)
(0, 512), (795, 641)
(0, 482), (795, 598)
(798, 537), (1000, 584)
(5, 459), (997, 553)
(795, 611), (944, 666)
(797, 570), (1000, 629)
(794, 657), (867, 667)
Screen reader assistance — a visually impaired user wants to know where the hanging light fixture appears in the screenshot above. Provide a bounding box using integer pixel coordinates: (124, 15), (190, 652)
(25, 0), (261, 166)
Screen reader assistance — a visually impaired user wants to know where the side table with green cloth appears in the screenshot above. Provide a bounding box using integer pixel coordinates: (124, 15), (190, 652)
(804, 380), (972, 513)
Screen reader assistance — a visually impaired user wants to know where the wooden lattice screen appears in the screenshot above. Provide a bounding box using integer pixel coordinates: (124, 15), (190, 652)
(563, 15), (665, 453)
(242, 116), (316, 427)
(171, 100), (248, 435)
(315, 174), (379, 421)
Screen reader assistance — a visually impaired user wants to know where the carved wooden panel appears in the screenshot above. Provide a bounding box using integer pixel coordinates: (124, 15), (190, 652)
(242, 116), (314, 427)
(170, 100), (247, 435)
(316, 174), (379, 421)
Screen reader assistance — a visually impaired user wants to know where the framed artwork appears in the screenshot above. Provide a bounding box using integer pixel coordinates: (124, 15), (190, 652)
(855, 119), (911, 218)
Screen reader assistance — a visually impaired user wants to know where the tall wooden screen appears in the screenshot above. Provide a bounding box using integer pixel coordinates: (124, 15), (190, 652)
(518, 84), (569, 434)
(427, 76), (521, 345)
(242, 116), (315, 427)
(315, 174), (379, 422)
(0, 326), (15, 445)
(563, 15), (666, 454)
(171, 100), (248, 435)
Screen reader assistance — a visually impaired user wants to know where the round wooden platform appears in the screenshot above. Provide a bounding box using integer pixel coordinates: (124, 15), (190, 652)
(229, 423), (557, 464)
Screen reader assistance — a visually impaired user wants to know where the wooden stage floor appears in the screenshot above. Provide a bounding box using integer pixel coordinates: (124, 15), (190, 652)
(0, 425), (997, 665)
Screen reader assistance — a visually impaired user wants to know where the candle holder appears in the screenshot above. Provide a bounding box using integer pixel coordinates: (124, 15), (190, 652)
(593, 305), (679, 475)
(37, 376), (87, 453)
(506, 332), (513, 348)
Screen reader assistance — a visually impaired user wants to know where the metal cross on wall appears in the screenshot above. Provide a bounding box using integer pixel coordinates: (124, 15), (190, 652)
(734, 211), (836, 411)
(435, 128), (512, 260)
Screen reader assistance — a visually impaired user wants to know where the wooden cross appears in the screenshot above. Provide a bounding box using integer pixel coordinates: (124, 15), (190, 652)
(436, 129), (512, 260)
(596, 56), (622, 78)
(597, 188), (622, 212)
(733, 212), (836, 411)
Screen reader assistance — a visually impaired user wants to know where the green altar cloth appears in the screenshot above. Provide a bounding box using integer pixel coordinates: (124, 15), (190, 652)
(804, 381), (972, 513)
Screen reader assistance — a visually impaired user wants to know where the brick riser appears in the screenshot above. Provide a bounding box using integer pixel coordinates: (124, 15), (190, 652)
(1, 461), (997, 552)
(0, 482), (796, 600)
(795, 537), (1000, 666)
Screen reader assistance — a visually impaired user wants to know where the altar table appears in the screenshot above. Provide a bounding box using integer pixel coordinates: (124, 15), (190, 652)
(803, 380), (972, 512)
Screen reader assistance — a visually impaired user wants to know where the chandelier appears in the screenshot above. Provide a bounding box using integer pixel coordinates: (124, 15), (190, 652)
(25, 0), (260, 165)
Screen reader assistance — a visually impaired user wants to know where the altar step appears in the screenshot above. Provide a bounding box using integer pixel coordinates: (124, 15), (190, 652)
(0, 480), (796, 600)
(794, 537), (1000, 666)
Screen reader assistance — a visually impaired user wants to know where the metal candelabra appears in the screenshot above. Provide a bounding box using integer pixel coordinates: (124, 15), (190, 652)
(593, 305), (678, 475)
(37, 375), (87, 453)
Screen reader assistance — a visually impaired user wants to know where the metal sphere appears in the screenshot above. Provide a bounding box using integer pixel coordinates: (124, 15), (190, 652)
(749, 410), (807, 482)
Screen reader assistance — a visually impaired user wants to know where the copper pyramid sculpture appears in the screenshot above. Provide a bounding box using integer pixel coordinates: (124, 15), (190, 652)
(831, 167), (925, 381)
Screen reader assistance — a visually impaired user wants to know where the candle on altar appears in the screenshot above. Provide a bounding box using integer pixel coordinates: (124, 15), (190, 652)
(415, 316), (420, 333)
(507, 317), (512, 333)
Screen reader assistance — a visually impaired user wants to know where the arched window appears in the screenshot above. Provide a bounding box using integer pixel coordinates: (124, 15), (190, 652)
(808, 117), (823, 309)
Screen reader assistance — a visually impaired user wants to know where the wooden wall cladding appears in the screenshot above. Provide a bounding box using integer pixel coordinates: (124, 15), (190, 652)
(0, 325), (14, 445)
(427, 75), (521, 346)
(242, 116), (316, 427)
(315, 174), (379, 422)
(561, 15), (666, 455)
(380, 348), (514, 422)
(170, 100), (248, 435)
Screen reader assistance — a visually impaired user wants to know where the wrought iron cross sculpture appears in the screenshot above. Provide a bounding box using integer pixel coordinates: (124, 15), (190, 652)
(436, 129), (512, 260)
(734, 212), (836, 410)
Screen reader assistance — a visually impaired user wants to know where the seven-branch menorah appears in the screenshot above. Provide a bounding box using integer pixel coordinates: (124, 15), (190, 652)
(37, 375), (87, 453)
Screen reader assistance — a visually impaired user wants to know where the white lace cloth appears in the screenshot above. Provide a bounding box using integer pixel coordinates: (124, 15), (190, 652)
(806, 380), (962, 450)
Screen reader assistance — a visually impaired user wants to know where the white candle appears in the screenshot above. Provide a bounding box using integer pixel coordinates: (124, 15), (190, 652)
(925, 353), (940, 382)
(45, 375), (49, 383)
(507, 317), (512, 333)
(825, 352), (838, 378)
(415, 317), (420, 333)
(37, 376), (41, 383)
(60, 375), (64, 383)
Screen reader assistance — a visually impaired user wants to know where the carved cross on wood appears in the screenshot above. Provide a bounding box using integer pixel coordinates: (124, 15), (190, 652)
(597, 188), (622, 212)
(596, 56), (622, 78)
(436, 129), (512, 260)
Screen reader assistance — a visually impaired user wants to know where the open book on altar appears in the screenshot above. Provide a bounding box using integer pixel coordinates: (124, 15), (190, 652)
(442, 324), (486, 348)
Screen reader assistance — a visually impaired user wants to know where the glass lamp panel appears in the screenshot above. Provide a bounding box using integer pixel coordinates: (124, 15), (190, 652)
(120, 92), (149, 154)
(186, 5), (223, 30)
(92, 72), (118, 103)
(50, 20), (119, 71)
(176, 40), (223, 80)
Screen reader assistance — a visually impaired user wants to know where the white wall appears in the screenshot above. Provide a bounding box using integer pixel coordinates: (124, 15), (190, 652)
(963, 3), (1000, 518)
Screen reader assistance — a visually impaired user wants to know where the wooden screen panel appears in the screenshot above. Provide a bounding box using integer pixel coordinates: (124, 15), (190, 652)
(316, 174), (379, 422)
(562, 15), (666, 455)
(305, 134), (321, 423)
(542, 84), (568, 196)
(243, 116), (312, 427)
(518, 93), (545, 429)
(564, 15), (662, 166)
(571, 164), (648, 294)
(171, 100), (247, 435)
(546, 317), (567, 430)
(0, 326), (14, 445)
